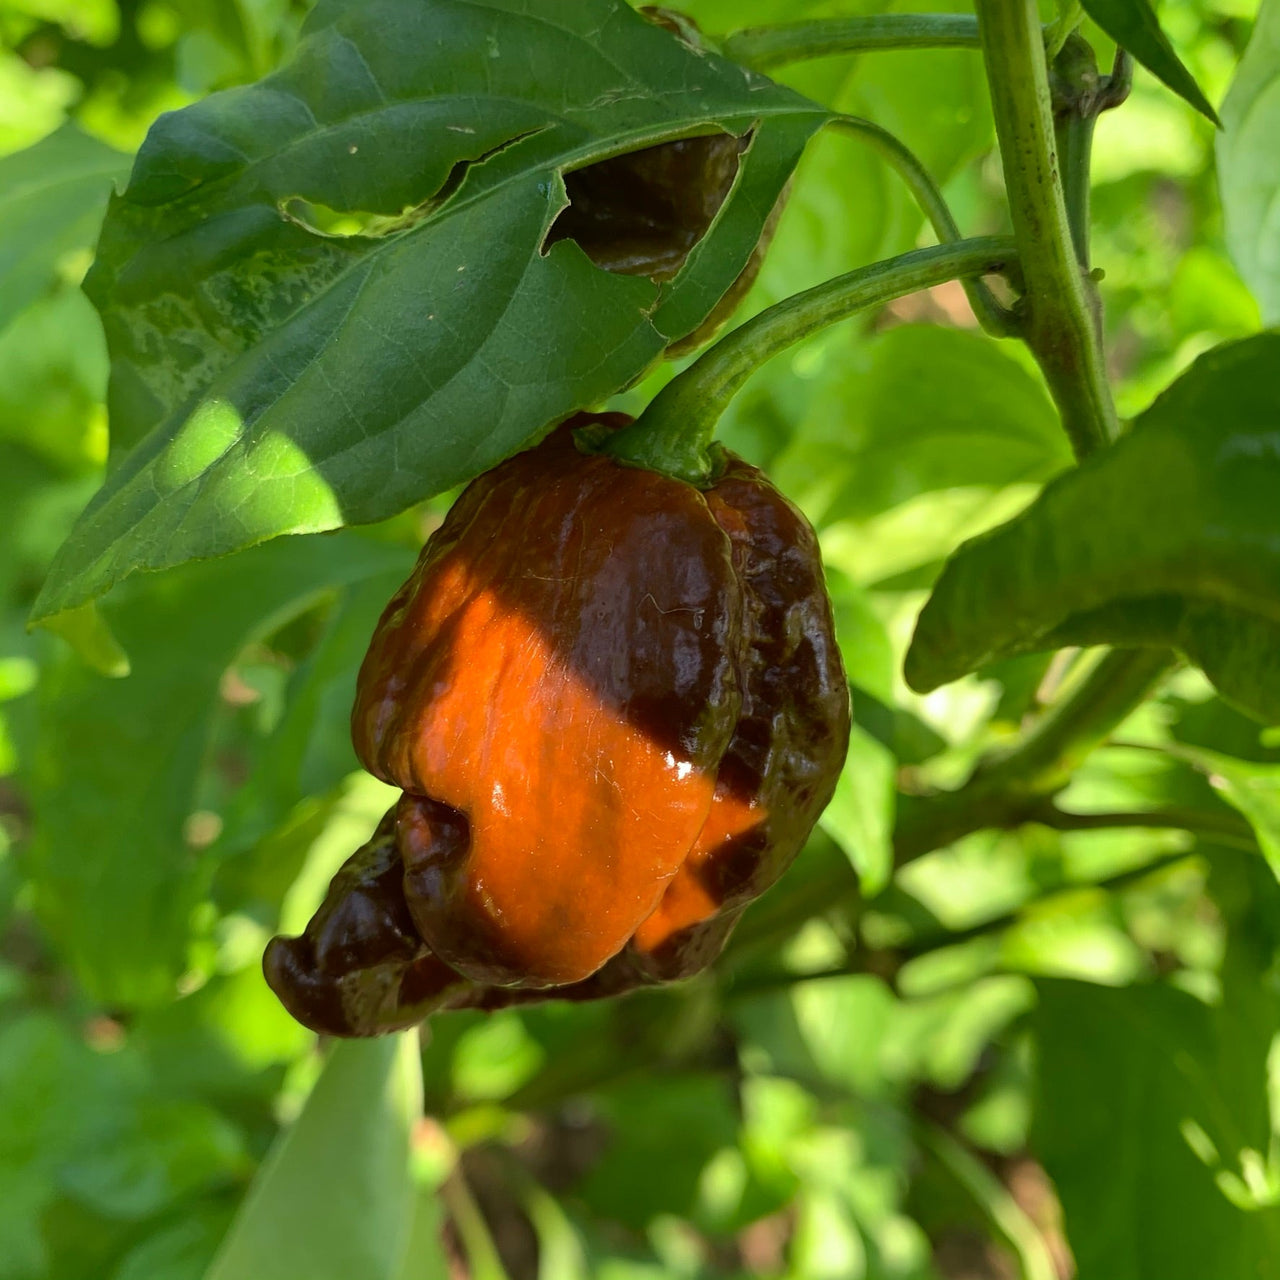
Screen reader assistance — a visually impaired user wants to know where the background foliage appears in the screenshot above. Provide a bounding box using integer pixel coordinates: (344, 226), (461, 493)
(2, 0), (1279, 1277)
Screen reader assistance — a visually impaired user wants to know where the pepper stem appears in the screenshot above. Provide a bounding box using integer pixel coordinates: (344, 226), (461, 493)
(592, 236), (1016, 485)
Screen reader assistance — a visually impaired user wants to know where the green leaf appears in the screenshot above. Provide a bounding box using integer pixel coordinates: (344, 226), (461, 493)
(1079, 0), (1220, 124)
(1173, 744), (1280, 879)
(214, 565), (411, 859)
(575, 1074), (739, 1229)
(906, 334), (1280, 724)
(1033, 973), (1280, 1278)
(33, 0), (825, 623)
(819, 570), (896, 894)
(0, 286), (109, 472)
(26, 532), (407, 1006)
(206, 1034), (424, 1280)
(1218, 0), (1280, 323)
(0, 124), (127, 331)
(774, 324), (1067, 529)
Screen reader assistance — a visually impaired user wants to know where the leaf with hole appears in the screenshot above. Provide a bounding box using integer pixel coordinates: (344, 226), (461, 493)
(905, 335), (1280, 726)
(32, 0), (825, 624)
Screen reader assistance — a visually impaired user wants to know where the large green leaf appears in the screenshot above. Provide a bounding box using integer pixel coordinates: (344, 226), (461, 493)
(772, 324), (1067, 528)
(0, 124), (128, 332)
(1218, 0), (1280, 323)
(1033, 971), (1280, 1278)
(26, 532), (406, 1007)
(905, 335), (1280, 724)
(206, 1034), (425, 1280)
(31, 0), (825, 623)
(1079, 0), (1219, 123)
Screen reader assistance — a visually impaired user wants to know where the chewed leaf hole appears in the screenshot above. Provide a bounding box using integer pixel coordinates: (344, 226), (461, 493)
(544, 131), (748, 282)
(279, 126), (552, 240)
(278, 197), (422, 239)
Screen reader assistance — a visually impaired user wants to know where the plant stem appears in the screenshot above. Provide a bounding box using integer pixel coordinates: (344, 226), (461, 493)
(976, 0), (1118, 458)
(831, 116), (1016, 336)
(894, 648), (1176, 861)
(720, 14), (982, 69)
(595, 236), (1016, 483)
(1030, 803), (1259, 852)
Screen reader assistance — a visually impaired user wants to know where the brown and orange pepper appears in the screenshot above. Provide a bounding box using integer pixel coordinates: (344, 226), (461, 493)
(265, 415), (850, 1036)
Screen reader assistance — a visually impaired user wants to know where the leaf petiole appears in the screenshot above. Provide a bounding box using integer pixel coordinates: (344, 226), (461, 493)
(594, 237), (1016, 485)
(719, 14), (983, 69)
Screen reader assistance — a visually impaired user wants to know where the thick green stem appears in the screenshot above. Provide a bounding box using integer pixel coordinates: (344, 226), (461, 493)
(831, 117), (1016, 336)
(720, 14), (982, 69)
(595, 236), (1016, 484)
(976, 0), (1118, 458)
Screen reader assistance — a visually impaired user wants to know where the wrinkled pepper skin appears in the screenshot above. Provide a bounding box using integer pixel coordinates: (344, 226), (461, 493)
(266, 415), (850, 1034)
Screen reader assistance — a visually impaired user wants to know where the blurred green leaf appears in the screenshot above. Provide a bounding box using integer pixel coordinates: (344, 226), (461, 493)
(1033, 969), (1280, 1278)
(1219, 0), (1280, 323)
(775, 324), (1066, 530)
(0, 1010), (246, 1280)
(0, 286), (108, 472)
(1080, 0), (1220, 122)
(821, 571), (896, 893)
(34, 0), (826, 621)
(27, 532), (406, 1006)
(0, 52), (80, 154)
(576, 1074), (739, 1229)
(206, 1034), (425, 1280)
(0, 124), (127, 331)
(1173, 744), (1280, 878)
(907, 335), (1280, 723)
(214, 565), (411, 860)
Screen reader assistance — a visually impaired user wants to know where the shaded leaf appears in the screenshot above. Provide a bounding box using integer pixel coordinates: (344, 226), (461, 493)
(206, 1034), (424, 1280)
(1218, 0), (1280, 323)
(820, 570), (896, 893)
(576, 1074), (739, 1229)
(26, 532), (406, 1006)
(1033, 972), (1280, 1278)
(0, 124), (128, 332)
(214, 564), (412, 859)
(1080, 0), (1219, 123)
(34, 0), (825, 622)
(906, 335), (1280, 724)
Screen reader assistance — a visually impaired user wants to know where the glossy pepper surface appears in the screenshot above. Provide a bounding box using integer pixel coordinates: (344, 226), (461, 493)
(266, 414), (850, 1035)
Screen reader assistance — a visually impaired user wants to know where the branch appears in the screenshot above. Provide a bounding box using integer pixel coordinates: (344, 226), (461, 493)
(976, 0), (1118, 457)
(830, 116), (1016, 336)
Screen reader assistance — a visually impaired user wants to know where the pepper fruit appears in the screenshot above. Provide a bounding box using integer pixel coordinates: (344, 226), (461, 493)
(265, 414), (850, 1036)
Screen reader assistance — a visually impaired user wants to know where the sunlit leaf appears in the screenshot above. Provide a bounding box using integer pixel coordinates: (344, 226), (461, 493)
(1218, 0), (1280, 323)
(206, 1034), (424, 1280)
(906, 335), (1280, 724)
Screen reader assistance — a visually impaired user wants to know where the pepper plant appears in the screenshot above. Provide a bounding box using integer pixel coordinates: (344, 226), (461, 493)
(2, 0), (1280, 1276)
